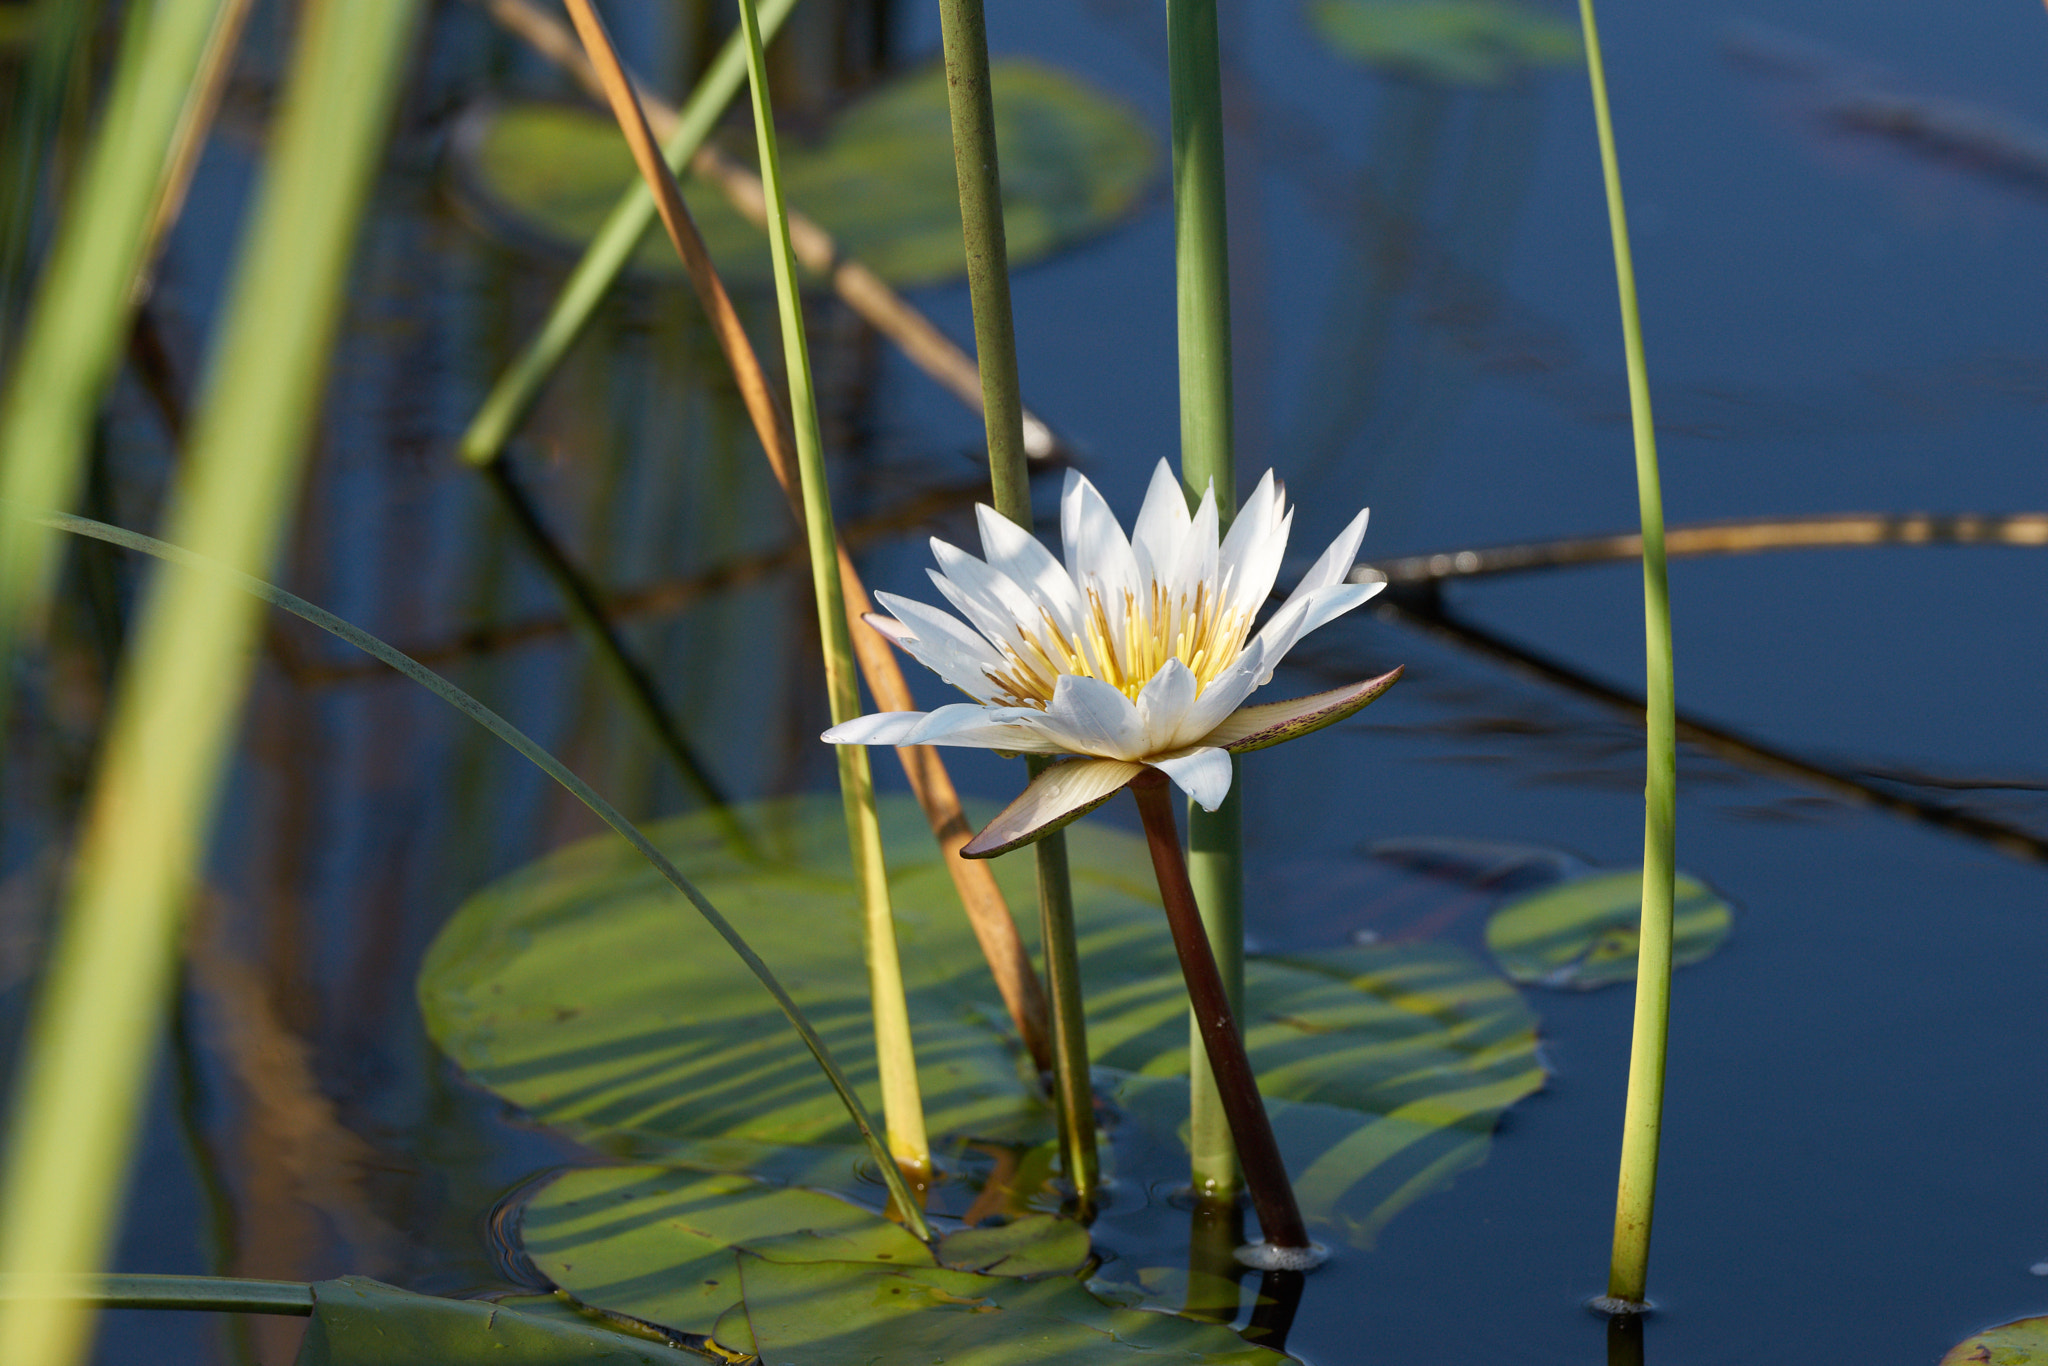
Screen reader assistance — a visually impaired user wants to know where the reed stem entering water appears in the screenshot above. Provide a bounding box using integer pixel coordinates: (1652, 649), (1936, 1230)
(1576, 0), (1678, 1312)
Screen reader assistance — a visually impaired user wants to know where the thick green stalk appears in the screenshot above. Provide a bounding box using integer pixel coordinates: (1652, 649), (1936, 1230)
(457, 0), (801, 467)
(938, 0), (1096, 1208)
(0, 2), (419, 1363)
(1578, 0), (1677, 1310)
(937, 0), (1029, 518)
(1167, 0), (1245, 1200)
(0, 0), (222, 653)
(734, 0), (930, 1181)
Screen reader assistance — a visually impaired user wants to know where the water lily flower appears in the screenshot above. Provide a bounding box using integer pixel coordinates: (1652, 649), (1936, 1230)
(824, 462), (1401, 857)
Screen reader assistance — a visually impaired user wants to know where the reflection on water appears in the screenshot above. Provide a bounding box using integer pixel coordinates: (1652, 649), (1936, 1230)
(5, 0), (2048, 1363)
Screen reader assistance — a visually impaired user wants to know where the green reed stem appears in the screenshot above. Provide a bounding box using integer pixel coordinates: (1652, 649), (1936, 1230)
(937, 0), (1029, 519)
(1578, 0), (1677, 1310)
(456, 0), (800, 468)
(735, 0), (931, 1182)
(11, 502), (932, 1244)
(1167, 0), (1246, 1201)
(0, 3), (418, 1362)
(938, 0), (1097, 1209)
(0, 0), (220, 659)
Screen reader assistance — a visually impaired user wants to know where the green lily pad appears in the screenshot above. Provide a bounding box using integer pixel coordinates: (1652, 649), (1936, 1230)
(1308, 0), (1583, 85)
(420, 796), (1545, 1247)
(1485, 868), (1734, 990)
(1941, 1315), (2048, 1365)
(294, 1276), (687, 1365)
(519, 1167), (1271, 1362)
(451, 58), (1156, 287)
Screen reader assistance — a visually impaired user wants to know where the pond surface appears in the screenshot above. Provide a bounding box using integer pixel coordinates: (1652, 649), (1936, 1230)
(11, 0), (2047, 1362)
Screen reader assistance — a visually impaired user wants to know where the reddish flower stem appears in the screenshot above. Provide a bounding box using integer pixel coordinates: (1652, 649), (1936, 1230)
(1128, 771), (1309, 1250)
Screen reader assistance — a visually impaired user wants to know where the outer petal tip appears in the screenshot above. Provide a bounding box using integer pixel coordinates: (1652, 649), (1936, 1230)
(961, 756), (1146, 858)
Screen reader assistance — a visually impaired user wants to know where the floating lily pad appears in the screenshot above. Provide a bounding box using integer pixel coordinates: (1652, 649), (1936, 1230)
(1940, 1315), (2048, 1365)
(1308, 0), (1582, 85)
(420, 796), (1545, 1247)
(451, 58), (1156, 287)
(294, 1276), (685, 1365)
(1485, 868), (1734, 990)
(517, 1166), (1275, 1362)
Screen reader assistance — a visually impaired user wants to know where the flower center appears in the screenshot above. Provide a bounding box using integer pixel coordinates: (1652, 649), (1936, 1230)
(983, 581), (1253, 709)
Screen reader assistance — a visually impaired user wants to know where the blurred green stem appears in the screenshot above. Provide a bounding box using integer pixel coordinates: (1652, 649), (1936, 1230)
(1577, 0), (1677, 1310)
(0, 1), (419, 1362)
(0, 0), (222, 658)
(1167, 0), (1245, 1201)
(731, 0), (931, 1183)
(938, 0), (1096, 1209)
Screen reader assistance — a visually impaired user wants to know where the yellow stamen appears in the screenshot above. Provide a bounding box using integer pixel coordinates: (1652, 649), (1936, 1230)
(979, 576), (1255, 709)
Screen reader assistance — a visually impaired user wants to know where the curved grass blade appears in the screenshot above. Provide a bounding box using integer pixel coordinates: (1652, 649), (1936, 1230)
(8, 503), (929, 1245)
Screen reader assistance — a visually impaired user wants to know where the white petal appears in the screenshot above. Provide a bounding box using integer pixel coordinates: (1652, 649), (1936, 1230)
(962, 756), (1147, 858)
(975, 505), (1083, 633)
(1036, 673), (1148, 760)
(1134, 657), (1201, 752)
(928, 543), (1043, 652)
(1297, 506), (1372, 597)
(822, 711), (931, 745)
(1165, 637), (1268, 747)
(1147, 745), (1235, 811)
(1168, 485), (1220, 605)
(872, 592), (1007, 701)
(1060, 468), (1142, 610)
(1130, 460), (1193, 587)
(1252, 581), (1382, 680)
(1217, 471), (1290, 618)
(900, 703), (1074, 752)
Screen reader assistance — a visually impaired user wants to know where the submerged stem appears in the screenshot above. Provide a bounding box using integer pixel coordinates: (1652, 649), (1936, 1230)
(1025, 764), (1098, 1210)
(1128, 772), (1308, 1251)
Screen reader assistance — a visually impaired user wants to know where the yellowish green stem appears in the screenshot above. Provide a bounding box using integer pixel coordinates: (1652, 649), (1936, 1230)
(733, 0), (929, 1181)
(1578, 0), (1677, 1310)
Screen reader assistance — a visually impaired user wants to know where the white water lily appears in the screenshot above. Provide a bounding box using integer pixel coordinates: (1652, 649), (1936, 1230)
(824, 462), (1400, 857)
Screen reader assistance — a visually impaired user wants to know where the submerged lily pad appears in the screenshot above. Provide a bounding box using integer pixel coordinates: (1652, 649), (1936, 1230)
(294, 1276), (685, 1365)
(1485, 868), (1734, 990)
(1940, 1315), (2048, 1365)
(1308, 0), (1582, 85)
(451, 58), (1156, 287)
(420, 796), (1544, 1247)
